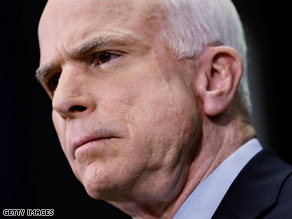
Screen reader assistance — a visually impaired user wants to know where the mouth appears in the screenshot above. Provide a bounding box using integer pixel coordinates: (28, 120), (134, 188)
(71, 134), (119, 157)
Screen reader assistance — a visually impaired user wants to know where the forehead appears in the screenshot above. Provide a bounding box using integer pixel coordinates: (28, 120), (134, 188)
(38, 0), (163, 51)
(40, 0), (160, 23)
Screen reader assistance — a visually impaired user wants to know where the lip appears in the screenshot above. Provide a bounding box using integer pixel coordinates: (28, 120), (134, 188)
(71, 134), (118, 156)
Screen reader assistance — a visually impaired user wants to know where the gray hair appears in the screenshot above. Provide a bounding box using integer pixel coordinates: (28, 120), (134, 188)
(158, 0), (252, 114)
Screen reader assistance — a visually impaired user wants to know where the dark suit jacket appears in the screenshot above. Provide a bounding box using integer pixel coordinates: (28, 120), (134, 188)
(212, 149), (292, 218)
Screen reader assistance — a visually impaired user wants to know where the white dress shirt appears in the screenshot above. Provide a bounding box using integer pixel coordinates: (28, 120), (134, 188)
(174, 139), (263, 219)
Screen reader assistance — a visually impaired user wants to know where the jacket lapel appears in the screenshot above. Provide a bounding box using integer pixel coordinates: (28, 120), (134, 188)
(212, 149), (292, 218)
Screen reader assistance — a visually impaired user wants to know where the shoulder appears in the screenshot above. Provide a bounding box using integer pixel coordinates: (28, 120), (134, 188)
(213, 149), (292, 218)
(240, 148), (292, 184)
(261, 168), (292, 218)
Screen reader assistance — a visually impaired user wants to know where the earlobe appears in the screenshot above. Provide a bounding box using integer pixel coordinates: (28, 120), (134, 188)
(196, 46), (243, 117)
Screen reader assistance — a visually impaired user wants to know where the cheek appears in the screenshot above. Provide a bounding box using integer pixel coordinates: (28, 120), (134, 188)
(104, 60), (200, 163)
(124, 85), (198, 167)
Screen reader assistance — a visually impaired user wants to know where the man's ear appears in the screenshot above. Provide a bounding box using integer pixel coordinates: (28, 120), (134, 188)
(195, 46), (243, 117)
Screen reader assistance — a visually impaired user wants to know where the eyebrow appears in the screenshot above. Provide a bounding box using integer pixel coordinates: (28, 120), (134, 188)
(71, 33), (138, 57)
(74, 34), (115, 55)
(36, 33), (139, 83)
(35, 64), (54, 84)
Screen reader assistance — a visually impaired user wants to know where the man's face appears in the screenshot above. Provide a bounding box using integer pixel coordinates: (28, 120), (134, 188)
(38, 0), (201, 202)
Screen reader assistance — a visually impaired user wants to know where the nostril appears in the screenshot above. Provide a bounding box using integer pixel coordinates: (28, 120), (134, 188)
(69, 105), (87, 113)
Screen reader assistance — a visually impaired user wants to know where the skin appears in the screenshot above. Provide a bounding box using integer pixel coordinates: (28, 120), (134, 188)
(38, 0), (256, 218)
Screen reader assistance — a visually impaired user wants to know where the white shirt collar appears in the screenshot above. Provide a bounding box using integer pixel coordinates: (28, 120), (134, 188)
(174, 138), (263, 219)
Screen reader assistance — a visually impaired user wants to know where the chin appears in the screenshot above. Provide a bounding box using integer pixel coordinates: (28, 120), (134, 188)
(79, 162), (129, 201)
(84, 182), (113, 200)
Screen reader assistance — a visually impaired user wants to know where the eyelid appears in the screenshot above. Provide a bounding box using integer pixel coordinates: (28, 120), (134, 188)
(94, 51), (123, 66)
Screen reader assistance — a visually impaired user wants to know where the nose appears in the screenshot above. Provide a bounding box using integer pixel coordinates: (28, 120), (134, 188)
(52, 66), (96, 119)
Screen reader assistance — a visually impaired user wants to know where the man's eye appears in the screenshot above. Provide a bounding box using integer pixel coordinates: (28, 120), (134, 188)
(48, 72), (61, 92)
(96, 52), (120, 65)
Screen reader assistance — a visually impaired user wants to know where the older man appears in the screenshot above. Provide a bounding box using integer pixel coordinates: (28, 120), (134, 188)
(36, 0), (292, 218)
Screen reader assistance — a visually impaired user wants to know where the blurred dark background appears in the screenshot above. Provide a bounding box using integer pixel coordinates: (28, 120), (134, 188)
(0, 0), (291, 218)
